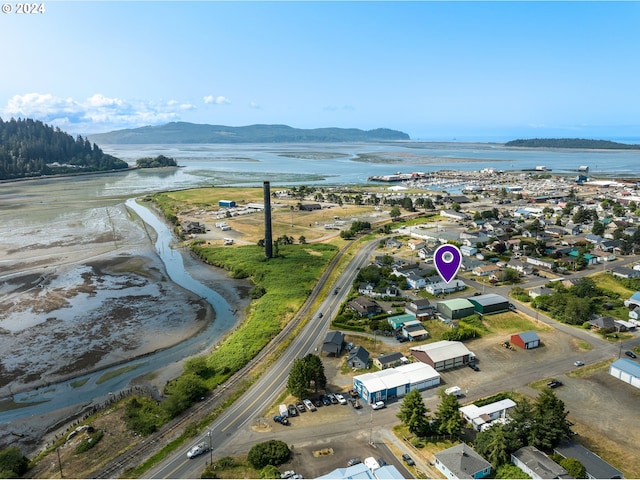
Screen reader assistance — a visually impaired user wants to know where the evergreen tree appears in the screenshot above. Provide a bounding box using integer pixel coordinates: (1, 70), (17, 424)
(504, 397), (533, 447)
(397, 389), (431, 436)
(529, 389), (572, 450)
(558, 457), (586, 478)
(474, 424), (513, 467)
(286, 354), (326, 398)
(435, 389), (464, 436)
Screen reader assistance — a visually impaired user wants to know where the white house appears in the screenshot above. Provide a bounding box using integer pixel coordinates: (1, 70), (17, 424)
(459, 398), (516, 431)
(425, 279), (466, 295)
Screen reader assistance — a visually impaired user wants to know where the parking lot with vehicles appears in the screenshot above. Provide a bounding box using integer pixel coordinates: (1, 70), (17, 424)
(231, 316), (640, 478)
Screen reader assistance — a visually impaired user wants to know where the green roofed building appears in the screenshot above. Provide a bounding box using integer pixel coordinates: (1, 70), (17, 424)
(387, 313), (416, 330)
(468, 293), (510, 315)
(436, 298), (475, 320)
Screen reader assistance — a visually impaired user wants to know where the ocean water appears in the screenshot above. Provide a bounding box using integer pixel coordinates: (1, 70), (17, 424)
(101, 142), (640, 191)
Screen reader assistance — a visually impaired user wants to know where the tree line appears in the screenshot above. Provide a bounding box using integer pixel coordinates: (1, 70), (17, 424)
(0, 117), (128, 180)
(505, 138), (640, 149)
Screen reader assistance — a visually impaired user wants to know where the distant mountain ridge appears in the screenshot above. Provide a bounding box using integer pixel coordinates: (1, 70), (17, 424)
(505, 138), (640, 149)
(87, 122), (410, 144)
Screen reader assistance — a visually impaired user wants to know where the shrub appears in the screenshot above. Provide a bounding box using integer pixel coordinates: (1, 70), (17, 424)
(259, 465), (281, 479)
(75, 430), (104, 454)
(0, 447), (29, 478)
(217, 456), (235, 468)
(124, 397), (169, 436)
(247, 440), (291, 469)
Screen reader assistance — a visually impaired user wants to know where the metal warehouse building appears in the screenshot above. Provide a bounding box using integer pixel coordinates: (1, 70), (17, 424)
(352, 362), (441, 404)
(468, 293), (510, 315)
(610, 358), (640, 389)
(436, 298), (475, 320)
(410, 340), (473, 371)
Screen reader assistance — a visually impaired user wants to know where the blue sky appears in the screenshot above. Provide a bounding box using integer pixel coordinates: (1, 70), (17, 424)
(1, 1), (639, 141)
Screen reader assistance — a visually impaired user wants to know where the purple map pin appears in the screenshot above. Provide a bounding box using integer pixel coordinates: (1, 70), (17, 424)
(434, 244), (462, 283)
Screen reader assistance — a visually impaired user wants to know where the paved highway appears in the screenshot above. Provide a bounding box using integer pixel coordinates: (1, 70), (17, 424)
(115, 243), (640, 479)
(146, 240), (380, 479)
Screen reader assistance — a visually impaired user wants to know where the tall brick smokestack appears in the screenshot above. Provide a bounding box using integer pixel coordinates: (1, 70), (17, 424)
(263, 181), (273, 258)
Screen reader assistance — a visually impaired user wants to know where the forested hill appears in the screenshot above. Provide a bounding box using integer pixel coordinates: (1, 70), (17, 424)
(0, 118), (128, 181)
(87, 122), (410, 144)
(505, 138), (640, 149)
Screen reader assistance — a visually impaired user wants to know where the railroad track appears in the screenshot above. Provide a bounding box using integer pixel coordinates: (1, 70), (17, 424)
(93, 239), (354, 478)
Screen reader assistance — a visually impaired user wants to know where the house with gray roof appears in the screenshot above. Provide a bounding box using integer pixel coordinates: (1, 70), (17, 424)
(322, 331), (344, 356)
(511, 446), (571, 479)
(554, 439), (623, 479)
(347, 346), (370, 369)
(373, 352), (406, 370)
(433, 443), (492, 479)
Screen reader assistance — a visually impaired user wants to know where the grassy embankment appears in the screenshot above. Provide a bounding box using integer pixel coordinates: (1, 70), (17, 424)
(191, 242), (338, 385)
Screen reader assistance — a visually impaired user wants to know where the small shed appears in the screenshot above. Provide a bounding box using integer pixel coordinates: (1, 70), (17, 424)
(510, 331), (540, 349)
(468, 293), (510, 315)
(218, 199), (236, 208)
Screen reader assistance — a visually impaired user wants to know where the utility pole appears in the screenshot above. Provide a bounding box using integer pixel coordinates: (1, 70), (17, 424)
(56, 447), (63, 478)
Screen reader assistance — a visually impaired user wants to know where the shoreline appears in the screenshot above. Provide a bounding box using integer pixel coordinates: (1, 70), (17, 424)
(0, 198), (251, 452)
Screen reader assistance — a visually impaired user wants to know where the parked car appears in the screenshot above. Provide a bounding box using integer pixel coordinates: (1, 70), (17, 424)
(187, 442), (210, 459)
(328, 393), (338, 404)
(347, 458), (362, 466)
(273, 415), (289, 425)
(547, 379), (563, 388)
(303, 398), (317, 411)
(296, 402), (306, 413)
(574, 360), (584, 367)
(372, 401), (385, 410)
(335, 393), (347, 405)
(625, 350), (637, 359)
(378, 457), (387, 466)
(288, 404), (298, 417)
(321, 395), (331, 406)
(280, 470), (295, 479)
(313, 398), (322, 408)
(402, 453), (416, 466)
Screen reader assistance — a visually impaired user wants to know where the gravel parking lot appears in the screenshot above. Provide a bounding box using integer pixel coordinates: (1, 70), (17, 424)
(230, 315), (640, 478)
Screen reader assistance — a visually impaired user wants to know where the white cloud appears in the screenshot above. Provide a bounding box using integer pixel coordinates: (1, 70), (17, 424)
(250, 101), (261, 109)
(203, 95), (230, 105)
(2, 93), (189, 133)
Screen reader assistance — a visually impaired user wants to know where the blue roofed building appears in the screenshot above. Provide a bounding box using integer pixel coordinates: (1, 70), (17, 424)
(610, 358), (640, 389)
(316, 458), (406, 479)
